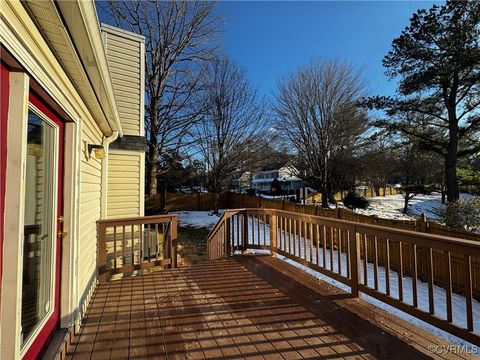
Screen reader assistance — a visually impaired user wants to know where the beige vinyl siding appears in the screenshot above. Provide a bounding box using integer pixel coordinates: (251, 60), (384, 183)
(107, 150), (143, 218)
(78, 118), (103, 299)
(102, 27), (144, 136)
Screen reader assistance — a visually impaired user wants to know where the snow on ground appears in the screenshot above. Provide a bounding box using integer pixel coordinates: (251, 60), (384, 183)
(277, 253), (479, 350)
(350, 192), (475, 222)
(260, 194), (286, 200)
(174, 210), (479, 349)
(351, 193), (443, 221)
(175, 210), (222, 229)
(236, 215), (480, 349)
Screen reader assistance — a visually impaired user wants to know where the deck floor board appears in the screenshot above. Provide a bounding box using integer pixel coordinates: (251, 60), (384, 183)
(67, 256), (472, 360)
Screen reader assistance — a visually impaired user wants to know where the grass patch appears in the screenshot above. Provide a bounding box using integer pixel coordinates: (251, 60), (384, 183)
(177, 226), (210, 266)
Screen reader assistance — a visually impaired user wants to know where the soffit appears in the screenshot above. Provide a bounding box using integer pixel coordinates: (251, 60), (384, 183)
(23, 0), (121, 136)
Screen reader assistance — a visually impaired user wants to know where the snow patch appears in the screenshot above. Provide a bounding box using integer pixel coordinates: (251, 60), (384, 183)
(351, 192), (475, 221)
(175, 210), (222, 229)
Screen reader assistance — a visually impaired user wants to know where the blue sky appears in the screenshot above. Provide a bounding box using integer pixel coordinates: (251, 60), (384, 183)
(217, 1), (440, 99)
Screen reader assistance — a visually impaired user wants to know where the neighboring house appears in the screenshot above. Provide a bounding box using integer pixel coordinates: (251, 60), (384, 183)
(0, 1), (145, 359)
(229, 171), (251, 191)
(252, 164), (303, 193)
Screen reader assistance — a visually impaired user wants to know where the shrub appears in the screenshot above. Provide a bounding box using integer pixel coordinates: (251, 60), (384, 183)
(343, 191), (369, 209)
(441, 198), (480, 232)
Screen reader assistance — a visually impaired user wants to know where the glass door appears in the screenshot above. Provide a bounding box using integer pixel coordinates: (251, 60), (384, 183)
(21, 95), (64, 359)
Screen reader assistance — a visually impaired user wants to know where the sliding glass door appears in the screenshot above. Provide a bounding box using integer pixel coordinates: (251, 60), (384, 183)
(21, 96), (64, 359)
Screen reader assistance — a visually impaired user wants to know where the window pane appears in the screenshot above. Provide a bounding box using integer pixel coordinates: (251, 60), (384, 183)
(21, 110), (56, 346)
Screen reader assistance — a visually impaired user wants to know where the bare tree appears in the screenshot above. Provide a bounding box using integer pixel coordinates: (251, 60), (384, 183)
(274, 60), (368, 207)
(359, 135), (398, 196)
(100, 0), (221, 194)
(192, 58), (268, 213)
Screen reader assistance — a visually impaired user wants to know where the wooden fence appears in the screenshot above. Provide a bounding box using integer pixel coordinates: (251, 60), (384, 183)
(308, 186), (402, 202)
(146, 192), (227, 212)
(207, 208), (480, 344)
(146, 192), (480, 242)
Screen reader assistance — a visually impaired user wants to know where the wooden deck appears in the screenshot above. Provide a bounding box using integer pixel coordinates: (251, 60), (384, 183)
(67, 255), (473, 360)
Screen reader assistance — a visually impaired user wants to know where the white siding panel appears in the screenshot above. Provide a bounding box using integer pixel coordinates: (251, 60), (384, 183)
(107, 151), (143, 219)
(102, 27), (144, 136)
(78, 117), (103, 304)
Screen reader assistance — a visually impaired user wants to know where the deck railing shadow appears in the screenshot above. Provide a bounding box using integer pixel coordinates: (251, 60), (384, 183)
(171, 257), (433, 359)
(207, 208), (480, 345)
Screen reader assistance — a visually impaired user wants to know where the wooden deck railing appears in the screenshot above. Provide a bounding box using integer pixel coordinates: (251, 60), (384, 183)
(97, 214), (178, 283)
(207, 208), (480, 345)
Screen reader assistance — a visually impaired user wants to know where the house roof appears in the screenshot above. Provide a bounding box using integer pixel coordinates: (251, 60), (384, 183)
(259, 162), (286, 172)
(23, 0), (123, 137)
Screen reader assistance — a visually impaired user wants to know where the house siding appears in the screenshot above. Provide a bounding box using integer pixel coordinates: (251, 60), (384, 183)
(1, 2), (145, 357)
(102, 25), (145, 137)
(107, 150), (144, 218)
(78, 119), (103, 304)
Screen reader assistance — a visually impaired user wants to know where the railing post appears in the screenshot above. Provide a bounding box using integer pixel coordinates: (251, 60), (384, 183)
(349, 225), (360, 297)
(171, 217), (178, 268)
(225, 216), (231, 256)
(418, 213), (428, 281)
(270, 212), (277, 256)
(242, 210), (248, 251)
(97, 223), (107, 284)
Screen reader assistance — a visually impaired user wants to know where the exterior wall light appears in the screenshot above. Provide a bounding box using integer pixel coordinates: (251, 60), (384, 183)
(87, 144), (105, 160)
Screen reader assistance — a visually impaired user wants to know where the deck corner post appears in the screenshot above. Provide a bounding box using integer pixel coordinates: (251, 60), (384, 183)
(349, 225), (360, 298)
(418, 213), (428, 233)
(171, 216), (178, 268)
(97, 222), (107, 284)
(270, 213), (277, 256)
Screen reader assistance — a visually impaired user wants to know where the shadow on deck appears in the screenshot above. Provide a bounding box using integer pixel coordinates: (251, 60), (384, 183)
(67, 255), (471, 360)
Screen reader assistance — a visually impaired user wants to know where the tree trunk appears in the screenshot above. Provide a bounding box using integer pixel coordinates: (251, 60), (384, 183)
(444, 79), (460, 203)
(148, 147), (158, 195)
(213, 177), (219, 214)
(147, 126), (159, 195)
(445, 150), (459, 203)
(321, 190), (329, 208)
(214, 192), (219, 215)
(403, 193), (409, 214)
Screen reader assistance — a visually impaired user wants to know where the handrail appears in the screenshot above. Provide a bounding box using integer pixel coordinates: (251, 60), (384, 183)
(207, 208), (480, 345)
(97, 214), (177, 225)
(206, 210), (246, 260)
(205, 211), (229, 243)
(97, 214), (178, 283)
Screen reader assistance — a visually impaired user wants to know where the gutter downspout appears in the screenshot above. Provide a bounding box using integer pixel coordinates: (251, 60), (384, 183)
(100, 131), (119, 219)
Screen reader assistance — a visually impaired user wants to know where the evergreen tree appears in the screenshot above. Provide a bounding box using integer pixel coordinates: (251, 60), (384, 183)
(366, 1), (480, 202)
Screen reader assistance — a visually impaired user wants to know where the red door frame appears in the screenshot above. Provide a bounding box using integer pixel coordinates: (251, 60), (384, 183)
(22, 92), (64, 360)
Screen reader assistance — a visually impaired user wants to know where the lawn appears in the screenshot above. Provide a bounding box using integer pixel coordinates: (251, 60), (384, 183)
(177, 226), (210, 266)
